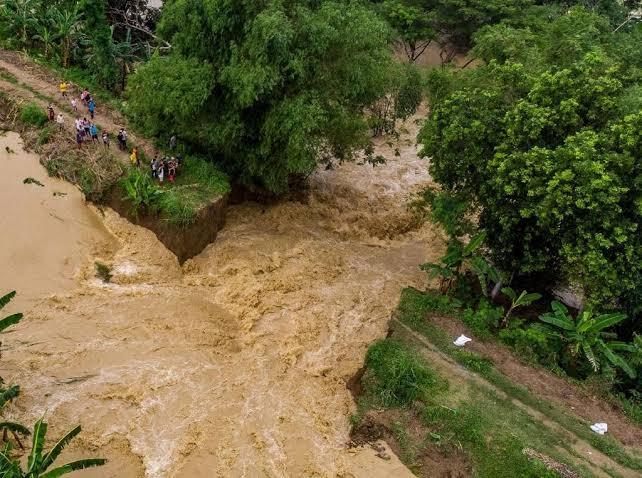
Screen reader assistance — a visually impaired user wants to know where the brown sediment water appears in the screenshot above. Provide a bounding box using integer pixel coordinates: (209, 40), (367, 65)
(0, 132), (115, 312)
(2, 116), (443, 477)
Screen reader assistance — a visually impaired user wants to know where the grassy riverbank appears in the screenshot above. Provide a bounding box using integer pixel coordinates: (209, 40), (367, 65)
(351, 288), (642, 478)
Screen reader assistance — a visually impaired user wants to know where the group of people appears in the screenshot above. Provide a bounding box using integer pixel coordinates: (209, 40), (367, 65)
(150, 155), (182, 183)
(55, 81), (182, 185)
(73, 116), (107, 147)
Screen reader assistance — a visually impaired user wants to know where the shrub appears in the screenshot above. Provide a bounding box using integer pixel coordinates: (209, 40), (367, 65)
(499, 322), (562, 367)
(94, 262), (112, 283)
(36, 124), (55, 145)
(365, 339), (444, 406)
(119, 167), (163, 217)
(461, 300), (503, 338)
(19, 102), (48, 127)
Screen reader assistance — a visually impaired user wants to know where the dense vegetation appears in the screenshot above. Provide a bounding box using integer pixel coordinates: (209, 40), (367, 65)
(417, 2), (642, 406)
(0, 0), (159, 92)
(126, 0), (405, 193)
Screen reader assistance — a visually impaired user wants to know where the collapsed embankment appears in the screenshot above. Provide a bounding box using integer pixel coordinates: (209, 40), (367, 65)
(1, 92), (231, 263)
(105, 187), (229, 264)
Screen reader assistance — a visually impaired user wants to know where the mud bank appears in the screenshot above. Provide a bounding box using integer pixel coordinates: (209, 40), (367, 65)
(106, 187), (229, 264)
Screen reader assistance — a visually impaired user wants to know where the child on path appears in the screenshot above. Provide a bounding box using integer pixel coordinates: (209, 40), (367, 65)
(157, 159), (165, 183)
(151, 157), (158, 179)
(102, 131), (110, 148)
(130, 147), (139, 166)
(47, 104), (55, 122)
(90, 123), (99, 142)
(82, 118), (90, 140)
(59, 81), (68, 98)
(71, 98), (78, 112)
(56, 113), (64, 130)
(88, 99), (96, 119)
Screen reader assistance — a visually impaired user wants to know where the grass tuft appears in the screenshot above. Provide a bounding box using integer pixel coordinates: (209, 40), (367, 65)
(94, 262), (112, 283)
(364, 338), (446, 407)
(19, 102), (48, 127)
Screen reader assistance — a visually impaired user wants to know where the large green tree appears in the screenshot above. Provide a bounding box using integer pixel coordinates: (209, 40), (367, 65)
(420, 8), (642, 319)
(126, 0), (397, 193)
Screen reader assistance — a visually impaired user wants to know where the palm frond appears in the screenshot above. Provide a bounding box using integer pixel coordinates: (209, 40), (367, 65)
(0, 385), (20, 408)
(582, 343), (599, 372)
(0, 313), (23, 333)
(41, 426), (82, 471)
(588, 313), (628, 333)
(40, 458), (107, 478)
(463, 231), (486, 256)
(0, 422), (31, 436)
(0, 292), (16, 311)
(27, 418), (48, 473)
(539, 313), (574, 331)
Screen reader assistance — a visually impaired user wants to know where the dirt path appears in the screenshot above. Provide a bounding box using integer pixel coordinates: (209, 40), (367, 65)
(0, 50), (156, 162)
(392, 319), (641, 478)
(427, 314), (642, 450)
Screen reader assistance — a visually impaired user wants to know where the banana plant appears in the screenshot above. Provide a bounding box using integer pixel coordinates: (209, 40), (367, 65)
(500, 287), (542, 327)
(0, 291), (29, 450)
(0, 292), (22, 336)
(0, 419), (106, 477)
(0, 380), (29, 450)
(538, 301), (636, 378)
(421, 231), (487, 294)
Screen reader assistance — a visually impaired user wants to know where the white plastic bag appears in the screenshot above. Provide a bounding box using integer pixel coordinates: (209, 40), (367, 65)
(590, 423), (608, 435)
(453, 335), (472, 347)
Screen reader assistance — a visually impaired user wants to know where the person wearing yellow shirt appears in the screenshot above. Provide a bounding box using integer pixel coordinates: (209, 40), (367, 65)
(130, 148), (139, 166)
(59, 81), (68, 98)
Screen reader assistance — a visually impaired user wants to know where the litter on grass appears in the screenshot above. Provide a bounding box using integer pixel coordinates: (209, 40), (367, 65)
(453, 335), (472, 347)
(590, 423), (608, 435)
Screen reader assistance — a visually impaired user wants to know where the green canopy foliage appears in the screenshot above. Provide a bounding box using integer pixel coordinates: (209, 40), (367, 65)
(419, 8), (642, 319)
(127, 0), (398, 193)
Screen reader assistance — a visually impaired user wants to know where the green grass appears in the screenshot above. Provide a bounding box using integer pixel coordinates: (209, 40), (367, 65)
(36, 123), (55, 145)
(357, 336), (588, 477)
(364, 339), (447, 407)
(120, 157), (230, 226)
(422, 386), (575, 478)
(19, 102), (48, 127)
(156, 156), (230, 226)
(396, 287), (642, 472)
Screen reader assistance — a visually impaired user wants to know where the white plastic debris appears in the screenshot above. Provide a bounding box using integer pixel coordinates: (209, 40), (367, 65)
(590, 423), (608, 435)
(453, 335), (472, 347)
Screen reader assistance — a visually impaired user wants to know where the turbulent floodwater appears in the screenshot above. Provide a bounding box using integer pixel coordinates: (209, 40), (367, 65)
(2, 117), (443, 477)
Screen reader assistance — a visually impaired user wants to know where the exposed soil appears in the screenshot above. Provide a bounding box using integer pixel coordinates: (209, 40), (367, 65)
(350, 410), (472, 478)
(105, 186), (229, 264)
(427, 313), (642, 449)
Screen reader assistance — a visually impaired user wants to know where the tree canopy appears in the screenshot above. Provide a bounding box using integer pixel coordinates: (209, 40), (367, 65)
(126, 0), (397, 193)
(420, 8), (642, 319)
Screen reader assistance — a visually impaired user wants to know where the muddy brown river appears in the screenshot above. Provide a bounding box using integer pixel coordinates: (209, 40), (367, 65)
(1, 118), (443, 477)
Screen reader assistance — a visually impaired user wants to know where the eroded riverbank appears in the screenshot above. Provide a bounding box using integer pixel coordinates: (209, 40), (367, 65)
(2, 120), (444, 477)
